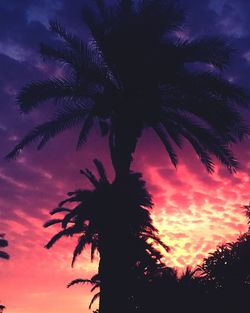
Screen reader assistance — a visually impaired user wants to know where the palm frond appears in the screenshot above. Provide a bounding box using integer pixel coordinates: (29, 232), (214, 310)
(89, 292), (100, 309)
(76, 115), (94, 149)
(67, 278), (97, 288)
(91, 283), (100, 292)
(93, 159), (108, 184)
(6, 104), (88, 159)
(62, 211), (77, 229)
(82, 4), (104, 44)
(0, 251), (9, 260)
(183, 72), (249, 106)
(0, 238), (8, 248)
(50, 207), (72, 215)
(182, 129), (214, 173)
(42, 45), (111, 89)
(36, 105), (89, 150)
(45, 227), (75, 249)
(178, 37), (233, 70)
(59, 194), (85, 207)
(43, 219), (62, 228)
(161, 108), (239, 172)
(40, 43), (78, 69)
(144, 233), (170, 252)
(161, 84), (249, 144)
(183, 123), (238, 173)
(49, 21), (115, 85)
(49, 21), (86, 53)
(17, 78), (87, 113)
(161, 121), (183, 148)
(72, 235), (88, 266)
(153, 123), (178, 167)
(80, 168), (99, 188)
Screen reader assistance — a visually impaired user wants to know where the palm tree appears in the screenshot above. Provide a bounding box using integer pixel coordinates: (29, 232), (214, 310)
(6, 1), (250, 312)
(0, 234), (9, 260)
(7, 0), (249, 180)
(44, 159), (168, 313)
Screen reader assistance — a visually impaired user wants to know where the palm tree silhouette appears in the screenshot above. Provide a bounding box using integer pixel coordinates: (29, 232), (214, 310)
(44, 158), (168, 312)
(0, 234), (9, 260)
(6, 1), (250, 312)
(7, 0), (249, 179)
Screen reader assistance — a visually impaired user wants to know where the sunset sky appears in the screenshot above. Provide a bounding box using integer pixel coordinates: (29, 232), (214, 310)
(1, 1), (250, 312)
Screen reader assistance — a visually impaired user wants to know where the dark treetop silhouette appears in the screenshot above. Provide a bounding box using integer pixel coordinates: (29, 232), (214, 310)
(200, 204), (250, 289)
(7, 0), (249, 179)
(44, 159), (168, 312)
(196, 205), (250, 313)
(6, 1), (250, 312)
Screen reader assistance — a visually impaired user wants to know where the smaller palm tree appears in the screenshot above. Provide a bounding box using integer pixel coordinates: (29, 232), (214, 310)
(0, 234), (9, 260)
(44, 159), (168, 262)
(44, 159), (169, 313)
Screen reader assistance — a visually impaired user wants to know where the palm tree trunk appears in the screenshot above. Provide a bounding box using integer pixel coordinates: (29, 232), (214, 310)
(98, 212), (133, 313)
(99, 235), (130, 313)
(99, 118), (142, 312)
(109, 117), (142, 181)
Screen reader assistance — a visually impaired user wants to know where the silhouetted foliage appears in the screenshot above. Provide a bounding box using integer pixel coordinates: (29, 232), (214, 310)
(200, 233), (250, 288)
(200, 205), (250, 289)
(197, 205), (250, 313)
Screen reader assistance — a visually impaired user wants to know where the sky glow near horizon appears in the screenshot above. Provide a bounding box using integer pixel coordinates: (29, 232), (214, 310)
(1, 1), (250, 312)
